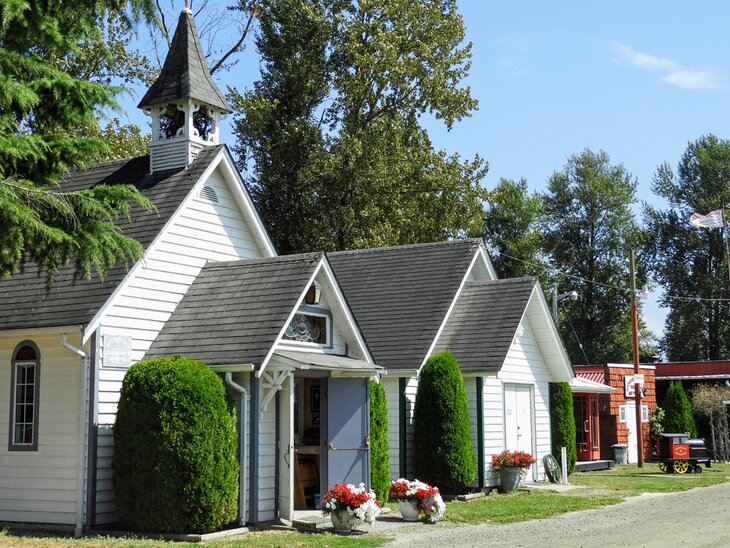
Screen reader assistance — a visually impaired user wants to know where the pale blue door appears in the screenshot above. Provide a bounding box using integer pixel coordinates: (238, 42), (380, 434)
(325, 378), (370, 488)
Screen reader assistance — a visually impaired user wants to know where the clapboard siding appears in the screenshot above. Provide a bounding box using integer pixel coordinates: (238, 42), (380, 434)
(497, 317), (551, 482)
(481, 373), (503, 486)
(0, 333), (84, 526)
(257, 401), (276, 522)
(92, 165), (268, 525)
(465, 379), (480, 487)
(404, 377), (418, 476)
(381, 377), (400, 479)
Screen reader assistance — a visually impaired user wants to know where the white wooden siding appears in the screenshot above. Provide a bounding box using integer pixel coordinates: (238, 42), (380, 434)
(465, 379), (480, 487)
(92, 165), (268, 524)
(481, 372), (503, 486)
(404, 377), (418, 476)
(381, 377), (400, 479)
(0, 333), (84, 526)
(257, 398), (276, 522)
(495, 318), (551, 482)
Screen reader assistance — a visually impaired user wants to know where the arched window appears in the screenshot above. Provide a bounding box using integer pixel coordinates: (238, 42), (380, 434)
(9, 341), (40, 451)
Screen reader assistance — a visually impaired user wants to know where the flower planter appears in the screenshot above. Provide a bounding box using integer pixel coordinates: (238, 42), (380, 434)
(330, 509), (353, 533)
(398, 500), (421, 521)
(499, 466), (522, 493)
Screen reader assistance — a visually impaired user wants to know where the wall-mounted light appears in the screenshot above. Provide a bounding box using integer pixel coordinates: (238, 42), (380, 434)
(305, 281), (322, 305)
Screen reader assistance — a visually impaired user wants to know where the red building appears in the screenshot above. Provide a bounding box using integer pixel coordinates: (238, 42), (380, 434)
(574, 364), (657, 463)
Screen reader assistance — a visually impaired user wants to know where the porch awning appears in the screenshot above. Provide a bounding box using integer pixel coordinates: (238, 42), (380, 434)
(274, 350), (383, 373)
(570, 376), (615, 394)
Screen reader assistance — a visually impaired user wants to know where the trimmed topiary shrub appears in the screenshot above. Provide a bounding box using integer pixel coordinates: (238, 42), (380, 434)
(369, 380), (390, 503)
(662, 380), (697, 438)
(113, 355), (239, 533)
(549, 382), (577, 474)
(413, 352), (476, 492)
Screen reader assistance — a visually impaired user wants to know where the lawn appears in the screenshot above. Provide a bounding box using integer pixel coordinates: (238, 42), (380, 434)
(569, 462), (730, 496)
(5, 463), (730, 546)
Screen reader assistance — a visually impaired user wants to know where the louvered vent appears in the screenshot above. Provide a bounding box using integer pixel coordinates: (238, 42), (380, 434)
(199, 186), (219, 203)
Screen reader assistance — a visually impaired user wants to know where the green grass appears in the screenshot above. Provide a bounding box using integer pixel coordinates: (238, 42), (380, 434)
(569, 462), (730, 496)
(443, 491), (623, 524)
(0, 530), (388, 548)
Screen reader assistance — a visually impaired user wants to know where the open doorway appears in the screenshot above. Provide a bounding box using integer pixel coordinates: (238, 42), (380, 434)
(293, 378), (322, 510)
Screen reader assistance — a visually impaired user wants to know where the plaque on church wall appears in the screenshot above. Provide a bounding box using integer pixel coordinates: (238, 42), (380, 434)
(104, 334), (133, 369)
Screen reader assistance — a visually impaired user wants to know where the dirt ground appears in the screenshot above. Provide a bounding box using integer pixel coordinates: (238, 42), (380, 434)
(371, 481), (730, 547)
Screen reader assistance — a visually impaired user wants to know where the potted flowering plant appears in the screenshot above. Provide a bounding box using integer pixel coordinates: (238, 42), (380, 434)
(389, 479), (446, 523)
(491, 450), (536, 493)
(321, 482), (380, 533)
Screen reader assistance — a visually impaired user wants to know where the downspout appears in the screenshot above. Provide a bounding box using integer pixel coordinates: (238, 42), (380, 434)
(61, 334), (89, 538)
(225, 373), (249, 526)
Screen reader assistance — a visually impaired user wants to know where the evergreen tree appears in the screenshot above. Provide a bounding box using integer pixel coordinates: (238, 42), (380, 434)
(0, 0), (156, 283)
(369, 380), (390, 502)
(230, 0), (488, 254)
(662, 381), (697, 438)
(413, 352), (475, 492)
(644, 135), (730, 360)
(549, 382), (577, 474)
(543, 149), (645, 364)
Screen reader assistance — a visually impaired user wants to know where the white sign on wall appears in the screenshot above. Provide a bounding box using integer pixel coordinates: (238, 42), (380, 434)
(624, 374), (645, 397)
(104, 334), (133, 369)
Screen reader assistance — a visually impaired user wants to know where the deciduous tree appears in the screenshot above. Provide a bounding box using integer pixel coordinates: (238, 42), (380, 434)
(644, 135), (730, 360)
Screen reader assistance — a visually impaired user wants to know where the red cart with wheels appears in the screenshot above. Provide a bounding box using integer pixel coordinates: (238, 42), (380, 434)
(658, 433), (711, 474)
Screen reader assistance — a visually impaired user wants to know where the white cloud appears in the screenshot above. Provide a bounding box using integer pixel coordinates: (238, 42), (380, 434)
(610, 41), (725, 91)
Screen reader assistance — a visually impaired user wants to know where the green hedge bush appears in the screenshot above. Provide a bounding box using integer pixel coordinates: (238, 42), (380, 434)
(549, 382), (577, 474)
(662, 380), (697, 438)
(369, 380), (390, 502)
(413, 352), (476, 492)
(112, 355), (239, 533)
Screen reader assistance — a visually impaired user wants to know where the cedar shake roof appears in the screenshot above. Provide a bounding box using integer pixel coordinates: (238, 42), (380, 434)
(0, 145), (223, 331)
(327, 239), (482, 371)
(433, 278), (536, 372)
(145, 253), (323, 366)
(137, 9), (231, 112)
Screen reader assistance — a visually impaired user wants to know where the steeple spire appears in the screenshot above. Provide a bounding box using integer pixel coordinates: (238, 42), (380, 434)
(139, 7), (231, 173)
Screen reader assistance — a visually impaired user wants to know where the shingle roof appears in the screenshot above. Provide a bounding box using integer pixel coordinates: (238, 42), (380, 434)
(145, 253), (323, 366)
(137, 9), (231, 112)
(327, 239), (481, 370)
(0, 145), (223, 331)
(433, 278), (537, 372)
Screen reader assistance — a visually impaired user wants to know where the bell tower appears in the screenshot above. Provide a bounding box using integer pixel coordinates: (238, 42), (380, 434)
(138, 6), (232, 173)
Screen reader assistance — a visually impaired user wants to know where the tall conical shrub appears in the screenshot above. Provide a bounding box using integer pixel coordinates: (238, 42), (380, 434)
(113, 355), (239, 533)
(413, 352), (476, 492)
(369, 380), (390, 502)
(549, 382), (577, 473)
(662, 380), (697, 438)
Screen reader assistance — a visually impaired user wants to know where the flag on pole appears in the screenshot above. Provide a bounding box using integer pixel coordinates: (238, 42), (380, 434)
(690, 210), (724, 228)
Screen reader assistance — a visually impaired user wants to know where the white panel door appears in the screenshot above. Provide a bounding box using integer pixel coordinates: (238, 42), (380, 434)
(625, 402), (637, 464)
(278, 374), (294, 521)
(504, 385), (534, 476)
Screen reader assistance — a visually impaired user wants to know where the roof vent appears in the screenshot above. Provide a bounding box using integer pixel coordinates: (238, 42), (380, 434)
(199, 185), (219, 203)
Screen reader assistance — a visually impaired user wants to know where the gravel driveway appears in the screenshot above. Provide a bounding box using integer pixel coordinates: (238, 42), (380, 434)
(366, 481), (730, 547)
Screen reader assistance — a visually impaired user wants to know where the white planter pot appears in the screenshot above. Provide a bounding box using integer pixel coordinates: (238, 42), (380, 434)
(398, 500), (421, 521)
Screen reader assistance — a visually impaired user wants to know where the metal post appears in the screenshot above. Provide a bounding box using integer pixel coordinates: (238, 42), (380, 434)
(630, 250), (644, 467)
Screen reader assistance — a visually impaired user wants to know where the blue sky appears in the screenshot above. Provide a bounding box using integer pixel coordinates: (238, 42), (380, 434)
(120, 1), (730, 338)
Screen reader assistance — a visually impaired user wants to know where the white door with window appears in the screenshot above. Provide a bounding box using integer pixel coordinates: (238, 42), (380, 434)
(624, 403), (637, 463)
(504, 385), (534, 476)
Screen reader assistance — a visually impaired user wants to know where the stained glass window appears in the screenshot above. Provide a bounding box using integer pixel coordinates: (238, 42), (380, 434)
(284, 314), (327, 345)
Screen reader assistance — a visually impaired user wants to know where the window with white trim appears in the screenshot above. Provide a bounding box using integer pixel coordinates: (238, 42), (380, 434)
(284, 313), (328, 345)
(619, 405), (627, 422)
(9, 342), (40, 451)
(641, 404), (649, 423)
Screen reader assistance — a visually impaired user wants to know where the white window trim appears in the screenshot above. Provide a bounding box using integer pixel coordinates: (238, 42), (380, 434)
(9, 342), (41, 452)
(619, 404), (649, 423)
(281, 306), (333, 349)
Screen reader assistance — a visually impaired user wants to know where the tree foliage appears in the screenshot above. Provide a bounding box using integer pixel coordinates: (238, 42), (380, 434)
(543, 149), (645, 364)
(483, 177), (546, 279)
(644, 135), (730, 361)
(0, 0), (156, 283)
(369, 380), (390, 502)
(413, 352), (475, 493)
(662, 381), (697, 438)
(231, 0), (488, 254)
(691, 383), (730, 459)
(549, 382), (576, 474)
(113, 355), (239, 533)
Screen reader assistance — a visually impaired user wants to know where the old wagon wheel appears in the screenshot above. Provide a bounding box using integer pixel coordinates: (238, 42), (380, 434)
(673, 459), (689, 474)
(658, 461), (667, 473)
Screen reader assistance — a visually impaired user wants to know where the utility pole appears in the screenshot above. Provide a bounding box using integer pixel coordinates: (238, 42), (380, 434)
(630, 250), (644, 467)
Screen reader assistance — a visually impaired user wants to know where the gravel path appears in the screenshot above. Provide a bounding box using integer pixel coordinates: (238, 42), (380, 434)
(366, 481), (730, 547)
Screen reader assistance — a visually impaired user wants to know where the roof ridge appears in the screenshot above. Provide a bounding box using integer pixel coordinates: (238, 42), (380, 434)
(73, 155), (147, 173)
(466, 277), (537, 286)
(328, 238), (481, 257)
(203, 252), (323, 270)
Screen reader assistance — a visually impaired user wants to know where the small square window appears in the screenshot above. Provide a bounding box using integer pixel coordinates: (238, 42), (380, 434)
(619, 405), (627, 422)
